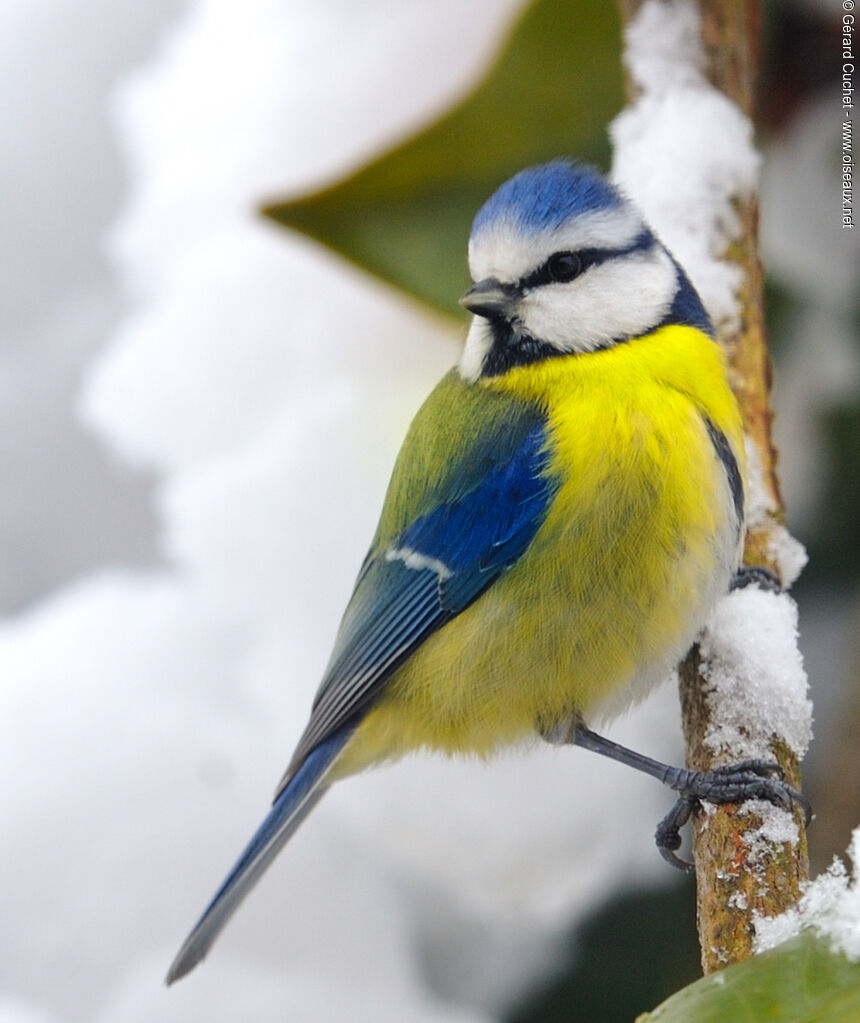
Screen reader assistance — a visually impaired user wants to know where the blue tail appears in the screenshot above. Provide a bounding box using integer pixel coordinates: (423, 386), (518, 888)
(166, 726), (352, 983)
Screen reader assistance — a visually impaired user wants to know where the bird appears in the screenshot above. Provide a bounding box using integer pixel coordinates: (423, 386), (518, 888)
(166, 159), (808, 984)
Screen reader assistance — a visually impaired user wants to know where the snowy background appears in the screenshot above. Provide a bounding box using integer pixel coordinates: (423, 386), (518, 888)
(0, 1), (856, 1021)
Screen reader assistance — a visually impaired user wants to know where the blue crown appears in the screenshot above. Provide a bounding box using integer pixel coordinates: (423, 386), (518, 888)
(471, 160), (623, 237)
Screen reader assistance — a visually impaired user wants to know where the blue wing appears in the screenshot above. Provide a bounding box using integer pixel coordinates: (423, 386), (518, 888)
(167, 397), (555, 982)
(283, 419), (556, 779)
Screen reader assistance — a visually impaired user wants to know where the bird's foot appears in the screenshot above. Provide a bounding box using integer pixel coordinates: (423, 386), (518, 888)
(551, 722), (812, 873)
(655, 759), (812, 871)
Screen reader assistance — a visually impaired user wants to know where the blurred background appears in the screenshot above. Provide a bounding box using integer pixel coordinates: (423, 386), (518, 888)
(0, 0), (856, 1020)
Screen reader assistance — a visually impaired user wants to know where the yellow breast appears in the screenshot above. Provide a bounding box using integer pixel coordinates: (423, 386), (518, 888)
(335, 326), (744, 776)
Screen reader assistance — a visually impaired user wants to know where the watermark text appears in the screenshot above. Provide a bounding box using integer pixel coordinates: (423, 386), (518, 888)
(843, 8), (855, 227)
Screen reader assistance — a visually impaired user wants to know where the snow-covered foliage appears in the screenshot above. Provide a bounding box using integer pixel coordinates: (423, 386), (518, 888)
(0, 2), (687, 1020)
(755, 826), (860, 962)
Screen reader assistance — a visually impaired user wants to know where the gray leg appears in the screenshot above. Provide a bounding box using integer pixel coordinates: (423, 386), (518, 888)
(544, 718), (811, 871)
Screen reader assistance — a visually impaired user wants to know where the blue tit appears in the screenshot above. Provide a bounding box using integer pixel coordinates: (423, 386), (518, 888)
(167, 159), (808, 984)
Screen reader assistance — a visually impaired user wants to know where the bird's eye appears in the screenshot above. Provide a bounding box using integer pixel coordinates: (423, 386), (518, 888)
(546, 251), (582, 283)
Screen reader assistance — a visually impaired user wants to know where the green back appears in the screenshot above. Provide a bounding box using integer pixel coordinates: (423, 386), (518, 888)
(373, 369), (546, 547)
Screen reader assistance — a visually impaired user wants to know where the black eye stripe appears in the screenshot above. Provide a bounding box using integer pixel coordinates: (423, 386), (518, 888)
(519, 247), (606, 288)
(520, 230), (655, 291)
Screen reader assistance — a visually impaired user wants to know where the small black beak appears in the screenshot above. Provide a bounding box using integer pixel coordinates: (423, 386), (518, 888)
(459, 278), (517, 320)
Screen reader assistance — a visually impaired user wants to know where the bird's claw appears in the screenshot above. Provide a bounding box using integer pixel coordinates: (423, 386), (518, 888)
(654, 759), (812, 871)
(730, 566), (782, 593)
(708, 758), (785, 781)
(655, 792), (697, 872)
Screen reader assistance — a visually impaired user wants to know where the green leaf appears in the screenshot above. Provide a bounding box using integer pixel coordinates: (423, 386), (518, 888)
(262, 0), (623, 319)
(636, 932), (860, 1023)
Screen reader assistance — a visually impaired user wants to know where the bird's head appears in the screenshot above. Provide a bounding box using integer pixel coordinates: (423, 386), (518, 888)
(459, 159), (710, 380)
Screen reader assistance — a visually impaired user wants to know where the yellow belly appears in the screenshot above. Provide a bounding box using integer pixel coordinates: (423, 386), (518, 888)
(334, 327), (743, 776)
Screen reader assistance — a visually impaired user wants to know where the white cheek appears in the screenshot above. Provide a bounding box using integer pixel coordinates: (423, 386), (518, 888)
(458, 317), (493, 382)
(520, 246), (676, 351)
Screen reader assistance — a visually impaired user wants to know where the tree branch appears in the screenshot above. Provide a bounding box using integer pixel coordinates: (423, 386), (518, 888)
(617, 0), (810, 974)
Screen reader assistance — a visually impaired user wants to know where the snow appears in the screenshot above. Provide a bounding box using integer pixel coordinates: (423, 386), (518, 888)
(0, 1000), (61, 1023)
(93, 955), (490, 1023)
(697, 587), (812, 761)
(610, 0), (760, 335)
(101, 0), (522, 304)
(695, 584), (812, 865)
(738, 802), (801, 868)
(743, 440), (809, 589)
(755, 826), (860, 962)
(0, 0), (179, 612)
